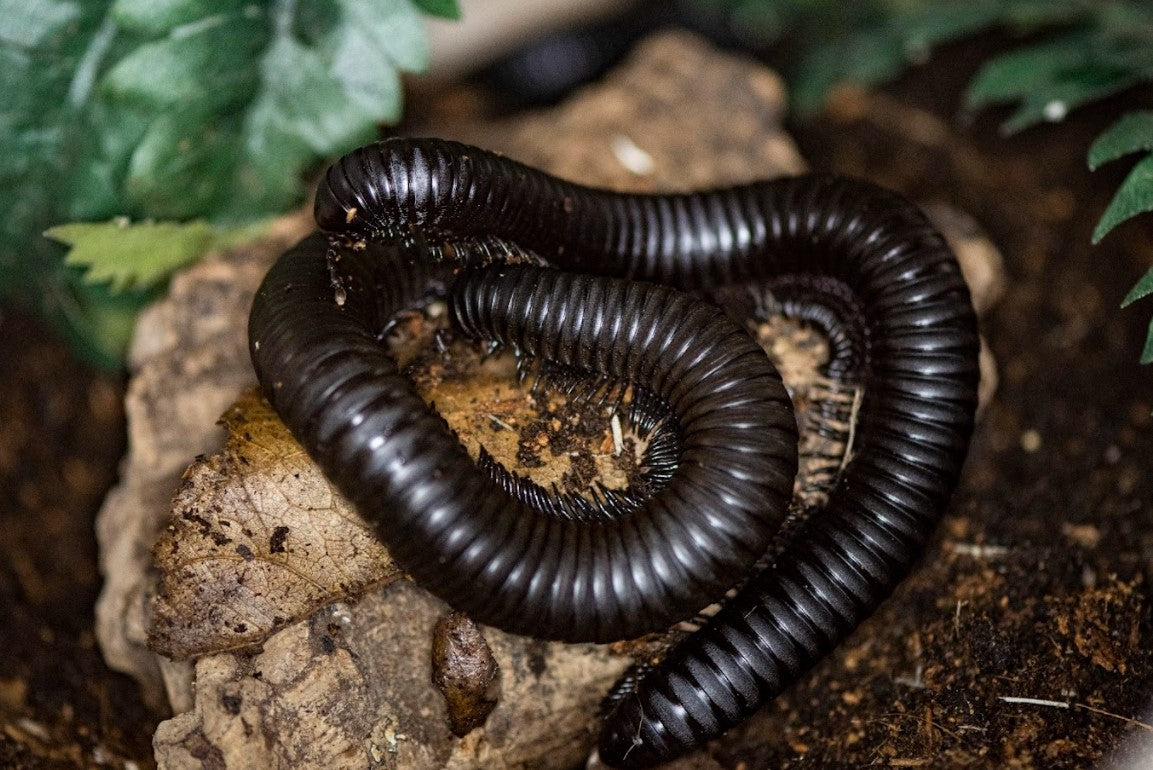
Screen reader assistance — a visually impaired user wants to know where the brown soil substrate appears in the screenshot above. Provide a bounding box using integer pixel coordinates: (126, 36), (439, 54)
(0, 311), (161, 768)
(2, 35), (1151, 770)
(732, 65), (1153, 768)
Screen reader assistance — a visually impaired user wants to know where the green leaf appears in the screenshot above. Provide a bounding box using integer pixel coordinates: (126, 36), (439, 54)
(966, 33), (1094, 109)
(67, 100), (154, 220)
(111, 0), (237, 35)
(999, 70), (1139, 134)
(896, 3), (1003, 59)
(1140, 316), (1153, 364)
(791, 44), (856, 113)
(963, 20), (1153, 135)
(0, 0), (81, 48)
(412, 0), (459, 20)
(1092, 153), (1153, 243)
(788, 1), (1012, 113)
(1122, 267), (1153, 308)
(1089, 111), (1153, 170)
(254, 35), (374, 154)
(0, 2), (126, 326)
(46, 219), (217, 291)
(999, 0), (1095, 27)
(101, 10), (265, 111)
(792, 30), (905, 112)
(98, 0), (437, 225)
(124, 109), (242, 220)
(54, 273), (154, 369)
(333, 0), (429, 76)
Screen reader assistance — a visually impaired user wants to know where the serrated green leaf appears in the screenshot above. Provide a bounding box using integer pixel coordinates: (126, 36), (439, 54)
(325, 1), (411, 117)
(792, 42), (856, 113)
(999, 0), (1094, 27)
(897, 2), (1002, 58)
(212, 217), (274, 248)
(844, 30), (907, 83)
(1098, 36), (1153, 77)
(98, 0), (439, 225)
(46, 219), (217, 291)
(1096, 0), (1153, 36)
(101, 11), (265, 110)
(1089, 111), (1153, 170)
(965, 33), (1094, 109)
(335, 0), (428, 75)
(67, 101), (154, 220)
(1140, 316), (1153, 364)
(1093, 153), (1153, 243)
(0, 0), (80, 48)
(792, 30), (905, 112)
(124, 109), (241, 219)
(1000, 70), (1139, 133)
(788, 1), (1010, 113)
(54, 272), (154, 369)
(1122, 267), (1153, 308)
(412, 0), (459, 20)
(249, 32), (376, 154)
(111, 0), (236, 35)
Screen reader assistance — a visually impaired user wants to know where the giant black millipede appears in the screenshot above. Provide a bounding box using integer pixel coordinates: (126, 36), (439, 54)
(248, 138), (980, 768)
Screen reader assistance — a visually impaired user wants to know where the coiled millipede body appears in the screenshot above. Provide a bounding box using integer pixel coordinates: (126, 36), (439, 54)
(248, 139), (980, 767)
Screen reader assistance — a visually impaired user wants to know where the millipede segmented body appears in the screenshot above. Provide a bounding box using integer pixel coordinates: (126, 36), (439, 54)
(251, 237), (798, 642)
(248, 138), (980, 768)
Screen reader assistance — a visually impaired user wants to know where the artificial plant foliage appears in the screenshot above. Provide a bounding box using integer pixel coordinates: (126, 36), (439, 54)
(1101, 112), (1153, 363)
(0, 0), (457, 369)
(1089, 112), (1153, 241)
(696, 0), (1153, 363)
(46, 220), (217, 293)
(1122, 265), (1153, 364)
(412, 0), (459, 19)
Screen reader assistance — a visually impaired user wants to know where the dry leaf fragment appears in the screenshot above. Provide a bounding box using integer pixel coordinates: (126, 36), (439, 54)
(148, 389), (401, 659)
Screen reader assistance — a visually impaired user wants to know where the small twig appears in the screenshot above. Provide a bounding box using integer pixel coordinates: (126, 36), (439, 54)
(998, 696), (1070, 709)
(998, 697), (1153, 732)
(1074, 703), (1153, 732)
(841, 384), (864, 469)
(948, 542), (1011, 559)
(486, 414), (515, 432)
